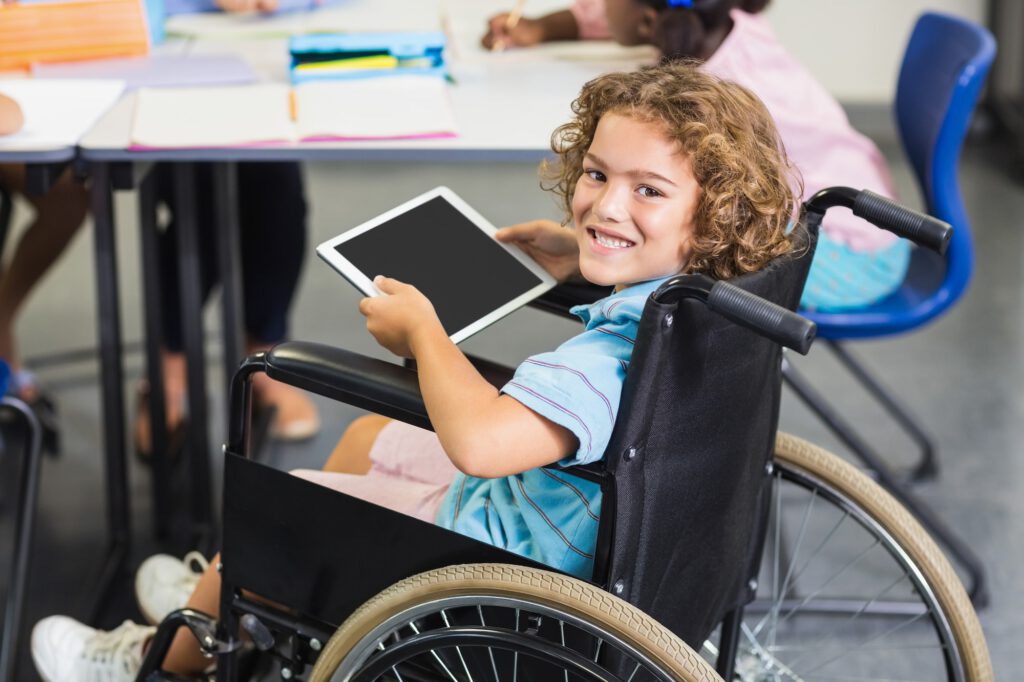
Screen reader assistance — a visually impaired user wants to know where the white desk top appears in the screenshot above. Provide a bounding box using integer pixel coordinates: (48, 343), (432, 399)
(78, 0), (655, 162)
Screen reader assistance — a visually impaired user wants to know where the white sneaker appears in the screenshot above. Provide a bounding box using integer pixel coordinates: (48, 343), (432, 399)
(134, 551), (209, 626)
(31, 616), (154, 682)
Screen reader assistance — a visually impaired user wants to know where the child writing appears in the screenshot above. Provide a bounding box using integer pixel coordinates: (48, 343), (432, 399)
(484, 0), (909, 311)
(31, 61), (799, 680)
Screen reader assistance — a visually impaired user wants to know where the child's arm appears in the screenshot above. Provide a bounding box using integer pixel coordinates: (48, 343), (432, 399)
(481, 9), (580, 50)
(360, 275), (578, 479)
(0, 94), (24, 136)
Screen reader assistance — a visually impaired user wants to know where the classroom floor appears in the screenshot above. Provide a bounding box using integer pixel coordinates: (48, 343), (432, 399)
(1, 121), (1023, 679)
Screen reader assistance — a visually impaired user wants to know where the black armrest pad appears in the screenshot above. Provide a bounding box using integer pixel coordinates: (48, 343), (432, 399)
(529, 282), (611, 319)
(265, 341), (431, 430)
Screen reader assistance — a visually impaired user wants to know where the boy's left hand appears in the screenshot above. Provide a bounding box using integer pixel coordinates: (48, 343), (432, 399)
(359, 276), (445, 358)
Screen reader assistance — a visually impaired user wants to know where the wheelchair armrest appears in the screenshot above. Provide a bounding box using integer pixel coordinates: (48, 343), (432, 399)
(265, 341), (431, 430)
(529, 281), (612, 319)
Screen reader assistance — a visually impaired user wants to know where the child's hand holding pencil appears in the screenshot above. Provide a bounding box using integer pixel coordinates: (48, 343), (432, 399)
(482, 1), (543, 51)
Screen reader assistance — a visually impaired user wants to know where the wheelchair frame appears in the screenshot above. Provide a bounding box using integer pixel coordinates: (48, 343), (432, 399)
(135, 188), (990, 681)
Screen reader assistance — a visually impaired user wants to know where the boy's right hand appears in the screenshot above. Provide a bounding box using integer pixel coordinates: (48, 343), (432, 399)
(496, 219), (581, 283)
(481, 13), (545, 50)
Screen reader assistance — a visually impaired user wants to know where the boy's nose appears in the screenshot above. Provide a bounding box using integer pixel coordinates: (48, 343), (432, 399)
(593, 183), (629, 222)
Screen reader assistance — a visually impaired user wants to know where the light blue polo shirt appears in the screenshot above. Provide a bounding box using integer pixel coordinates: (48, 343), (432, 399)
(436, 277), (667, 579)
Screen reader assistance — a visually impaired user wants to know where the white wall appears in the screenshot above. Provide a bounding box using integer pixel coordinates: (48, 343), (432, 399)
(764, 1), (987, 104)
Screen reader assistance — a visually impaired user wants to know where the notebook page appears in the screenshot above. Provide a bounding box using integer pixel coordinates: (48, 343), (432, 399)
(0, 78), (125, 151)
(131, 83), (293, 148)
(294, 76), (457, 141)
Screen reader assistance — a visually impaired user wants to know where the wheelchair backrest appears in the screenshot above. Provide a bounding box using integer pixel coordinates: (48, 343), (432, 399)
(603, 224), (816, 647)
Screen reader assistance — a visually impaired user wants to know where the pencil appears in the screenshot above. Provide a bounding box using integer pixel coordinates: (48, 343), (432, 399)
(492, 0), (525, 51)
(505, 0), (525, 30)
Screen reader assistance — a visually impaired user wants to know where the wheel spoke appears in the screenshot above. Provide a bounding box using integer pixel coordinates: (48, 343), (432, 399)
(560, 620), (569, 682)
(441, 609), (474, 682)
(477, 606), (501, 682)
(408, 620), (460, 681)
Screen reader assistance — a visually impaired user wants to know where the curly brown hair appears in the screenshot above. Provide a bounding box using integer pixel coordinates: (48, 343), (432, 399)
(543, 61), (801, 280)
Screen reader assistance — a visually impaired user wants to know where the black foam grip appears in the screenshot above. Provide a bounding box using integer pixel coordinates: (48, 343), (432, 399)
(707, 282), (816, 355)
(853, 189), (952, 254)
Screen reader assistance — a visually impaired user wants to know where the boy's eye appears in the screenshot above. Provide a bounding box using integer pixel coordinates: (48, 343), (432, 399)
(638, 185), (662, 198)
(585, 169), (606, 182)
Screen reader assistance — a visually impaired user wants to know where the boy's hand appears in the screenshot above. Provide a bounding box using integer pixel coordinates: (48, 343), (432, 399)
(496, 220), (581, 282)
(359, 276), (445, 358)
(481, 13), (545, 50)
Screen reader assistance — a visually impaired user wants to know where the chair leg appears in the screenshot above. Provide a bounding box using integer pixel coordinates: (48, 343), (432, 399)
(826, 340), (938, 481)
(0, 187), (13, 260)
(715, 607), (743, 680)
(1, 397), (44, 682)
(782, 356), (989, 608)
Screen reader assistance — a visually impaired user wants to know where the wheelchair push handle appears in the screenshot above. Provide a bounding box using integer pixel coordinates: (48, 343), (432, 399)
(804, 186), (952, 254)
(708, 281), (816, 355)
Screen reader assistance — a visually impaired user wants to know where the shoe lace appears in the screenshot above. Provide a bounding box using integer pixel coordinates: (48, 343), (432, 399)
(84, 621), (153, 678)
(183, 550), (210, 576)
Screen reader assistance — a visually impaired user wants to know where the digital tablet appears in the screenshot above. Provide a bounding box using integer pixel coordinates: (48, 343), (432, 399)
(316, 186), (557, 344)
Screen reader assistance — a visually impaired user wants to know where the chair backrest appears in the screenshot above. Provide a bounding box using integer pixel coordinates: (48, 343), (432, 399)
(896, 12), (996, 314)
(603, 226), (816, 648)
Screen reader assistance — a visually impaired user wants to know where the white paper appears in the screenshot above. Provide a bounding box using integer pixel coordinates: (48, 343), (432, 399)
(131, 83), (293, 148)
(295, 77), (457, 140)
(0, 79), (125, 151)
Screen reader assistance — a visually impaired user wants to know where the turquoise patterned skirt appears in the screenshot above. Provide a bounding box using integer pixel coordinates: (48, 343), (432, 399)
(800, 233), (911, 312)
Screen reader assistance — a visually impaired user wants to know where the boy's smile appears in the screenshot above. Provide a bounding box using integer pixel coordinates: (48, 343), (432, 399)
(572, 113), (700, 289)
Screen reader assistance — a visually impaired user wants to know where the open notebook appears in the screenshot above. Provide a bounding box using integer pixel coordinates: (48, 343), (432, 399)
(130, 76), (457, 148)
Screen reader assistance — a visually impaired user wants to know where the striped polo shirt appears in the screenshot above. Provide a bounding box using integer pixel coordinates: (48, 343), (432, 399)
(436, 277), (666, 579)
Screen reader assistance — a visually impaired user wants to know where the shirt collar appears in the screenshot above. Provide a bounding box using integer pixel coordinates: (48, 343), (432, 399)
(570, 277), (670, 327)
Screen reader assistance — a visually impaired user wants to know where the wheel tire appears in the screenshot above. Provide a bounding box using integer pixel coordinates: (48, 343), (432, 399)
(767, 432), (992, 681)
(310, 563), (721, 682)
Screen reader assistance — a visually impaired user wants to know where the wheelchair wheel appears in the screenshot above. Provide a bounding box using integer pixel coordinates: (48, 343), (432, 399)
(310, 563), (720, 682)
(728, 432), (991, 681)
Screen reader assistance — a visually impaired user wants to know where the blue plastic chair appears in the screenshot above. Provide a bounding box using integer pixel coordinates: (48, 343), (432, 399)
(782, 12), (996, 605)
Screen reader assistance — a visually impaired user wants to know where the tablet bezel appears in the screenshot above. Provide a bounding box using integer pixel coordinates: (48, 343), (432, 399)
(316, 186), (558, 344)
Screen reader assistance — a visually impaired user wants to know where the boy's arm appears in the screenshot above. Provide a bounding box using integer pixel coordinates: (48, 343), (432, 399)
(495, 219), (583, 282)
(360, 276), (577, 478)
(0, 94), (24, 136)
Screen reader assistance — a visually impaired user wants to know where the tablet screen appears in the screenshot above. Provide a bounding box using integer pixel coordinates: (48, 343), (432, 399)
(332, 195), (546, 337)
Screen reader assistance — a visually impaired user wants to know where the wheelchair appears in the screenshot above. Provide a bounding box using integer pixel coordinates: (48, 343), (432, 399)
(137, 188), (991, 681)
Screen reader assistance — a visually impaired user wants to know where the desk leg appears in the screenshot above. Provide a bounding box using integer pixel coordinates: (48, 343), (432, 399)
(171, 164), (213, 542)
(214, 163), (243, 392)
(137, 168), (172, 539)
(86, 163), (130, 620)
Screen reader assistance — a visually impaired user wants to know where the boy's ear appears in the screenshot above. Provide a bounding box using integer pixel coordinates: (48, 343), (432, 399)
(636, 6), (660, 43)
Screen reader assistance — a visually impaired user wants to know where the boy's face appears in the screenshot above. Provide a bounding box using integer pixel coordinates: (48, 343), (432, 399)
(572, 113), (699, 289)
(603, 0), (658, 46)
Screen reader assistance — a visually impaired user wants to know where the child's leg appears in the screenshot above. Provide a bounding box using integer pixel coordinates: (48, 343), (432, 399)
(323, 414), (392, 474)
(162, 552), (224, 675)
(0, 165), (88, 388)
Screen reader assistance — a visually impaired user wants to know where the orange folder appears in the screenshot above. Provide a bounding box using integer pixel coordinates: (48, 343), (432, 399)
(0, 0), (150, 72)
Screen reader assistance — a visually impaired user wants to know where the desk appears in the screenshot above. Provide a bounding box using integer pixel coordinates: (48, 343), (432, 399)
(77, 0), (652, 552)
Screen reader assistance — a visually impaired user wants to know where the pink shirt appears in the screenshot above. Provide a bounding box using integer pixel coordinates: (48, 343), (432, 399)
(569, 2), (897, 252)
